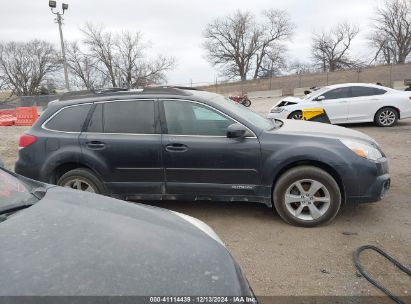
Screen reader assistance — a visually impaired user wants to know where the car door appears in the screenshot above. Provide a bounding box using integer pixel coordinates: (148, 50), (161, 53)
(160, 99), (262, 200)
(347, 86), (387, 122)
(79, 99), (164, 198)
(315, 87), (351, 123)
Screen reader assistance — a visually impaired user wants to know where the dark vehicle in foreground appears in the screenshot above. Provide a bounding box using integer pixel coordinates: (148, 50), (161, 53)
(0, 167), (252, 296)
(15, 87), (390, 227)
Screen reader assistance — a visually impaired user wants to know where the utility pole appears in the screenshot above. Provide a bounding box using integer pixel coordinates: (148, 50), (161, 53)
(49, 1), (70, 91)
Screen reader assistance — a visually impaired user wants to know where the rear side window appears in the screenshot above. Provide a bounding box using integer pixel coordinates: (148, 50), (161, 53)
(45, 104), (92, 132)
(87, 100), (155, 134)
(322, 87), (351, 100)
(351, 86), (387, 97)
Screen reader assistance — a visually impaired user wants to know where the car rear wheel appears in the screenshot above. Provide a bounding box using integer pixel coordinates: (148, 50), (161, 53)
(57, 168), (106, 195)
(288, 110), (303, 120)
(375, 107), (398, 127)
(273, 166), (341, 227)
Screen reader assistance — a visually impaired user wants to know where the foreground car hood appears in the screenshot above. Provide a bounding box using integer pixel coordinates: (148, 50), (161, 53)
(0, 188), (250, 296)
(274, 119), (377, 144)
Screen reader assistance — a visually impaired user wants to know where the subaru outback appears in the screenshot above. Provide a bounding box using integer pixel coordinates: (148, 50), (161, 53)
(15, 87), (391, 227)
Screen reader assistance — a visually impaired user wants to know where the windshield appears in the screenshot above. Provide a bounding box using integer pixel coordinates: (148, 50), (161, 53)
(303, 87), (329, 100)
(213, 96), (275, 130)
(0, 170), (35, 209)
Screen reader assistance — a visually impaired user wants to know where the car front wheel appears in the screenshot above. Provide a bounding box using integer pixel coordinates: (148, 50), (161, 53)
(273, 166), (341, 227)
(288, 110), (303, 120)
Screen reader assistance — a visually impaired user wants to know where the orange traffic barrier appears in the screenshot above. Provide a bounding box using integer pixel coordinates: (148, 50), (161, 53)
(15, 107), (38, 126)
(0, 109), (16, 116)
(0, 114), (16, 126)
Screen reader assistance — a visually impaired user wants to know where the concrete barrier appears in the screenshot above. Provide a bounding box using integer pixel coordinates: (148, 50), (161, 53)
(248, 90), (282, 99)
(294, 87), (311, 96)
(392, 81), (407, 90)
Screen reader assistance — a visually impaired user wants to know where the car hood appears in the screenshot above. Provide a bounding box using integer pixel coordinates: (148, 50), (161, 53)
(273, 119), (377, 145)
(273, 96), (302, 107)
(0, 187), (251, 296)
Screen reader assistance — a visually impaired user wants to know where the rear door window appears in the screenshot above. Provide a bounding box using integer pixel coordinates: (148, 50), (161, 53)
(322, 87), (351, 100)
(87, 100), (155, 134)
(351, 86), (386, 97)
(45, 104), (92, 132)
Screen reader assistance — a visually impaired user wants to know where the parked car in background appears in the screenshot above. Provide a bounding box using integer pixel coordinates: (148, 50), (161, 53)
(15, 87), (390, 227)
(0, 167), (253, 296)
(268, 83), (411, 127)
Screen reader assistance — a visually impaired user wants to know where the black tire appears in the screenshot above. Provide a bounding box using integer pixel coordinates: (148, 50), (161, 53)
(288, 110), (303, 120)
(242, 99), (251, 107)
(57, 168), (106, 195)
(273, 166), (341, 227)
(375, 107), (399, 127)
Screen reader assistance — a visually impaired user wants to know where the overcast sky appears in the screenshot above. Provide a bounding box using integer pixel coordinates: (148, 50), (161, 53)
(0, 0), (385, 86)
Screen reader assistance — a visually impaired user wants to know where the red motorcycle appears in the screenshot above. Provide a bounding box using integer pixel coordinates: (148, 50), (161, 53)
(228, 94), (252, 107)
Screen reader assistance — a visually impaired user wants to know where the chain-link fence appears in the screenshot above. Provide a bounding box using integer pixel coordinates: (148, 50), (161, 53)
(0, 94), (62, 110)
(191, 63), (411, 96)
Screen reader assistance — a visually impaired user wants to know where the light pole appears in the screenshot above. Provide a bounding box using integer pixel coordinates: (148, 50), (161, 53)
(49, 1), (70, 91)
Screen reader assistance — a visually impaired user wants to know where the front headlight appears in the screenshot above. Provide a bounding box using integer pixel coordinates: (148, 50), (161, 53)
(270, 107), (285, 113)
(340, 139), (383, 161)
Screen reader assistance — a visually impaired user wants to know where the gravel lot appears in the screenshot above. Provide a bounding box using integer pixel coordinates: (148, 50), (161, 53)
(0, 98), (410, 297)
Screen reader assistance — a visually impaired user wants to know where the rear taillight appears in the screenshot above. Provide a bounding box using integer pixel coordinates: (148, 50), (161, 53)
(409, 96), (411, 100)
(19, 134), (37, 149)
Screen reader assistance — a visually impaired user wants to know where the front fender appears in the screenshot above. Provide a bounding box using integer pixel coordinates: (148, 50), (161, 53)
(259, 135), (360, 198)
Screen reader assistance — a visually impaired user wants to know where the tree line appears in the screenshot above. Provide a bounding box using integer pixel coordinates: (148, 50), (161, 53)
(0, 23), (175, 96)
(0, 0), (410, 96)
(203, 0), (411, 80)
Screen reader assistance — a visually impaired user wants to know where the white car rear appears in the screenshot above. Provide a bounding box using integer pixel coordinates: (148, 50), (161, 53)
(268, 83), (411, 127)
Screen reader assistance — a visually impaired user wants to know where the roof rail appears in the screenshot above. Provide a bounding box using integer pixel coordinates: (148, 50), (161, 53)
(142, 86), (193, 95)
(94, 87), (129, 94)
(59, 90), (94, 101)
(59, 86), (200, 101)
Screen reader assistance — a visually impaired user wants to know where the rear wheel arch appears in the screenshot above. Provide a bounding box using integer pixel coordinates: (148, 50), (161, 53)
(50, 162), (102, 185)
(271, 160), (345, 205)
(375, 106), (400, 119)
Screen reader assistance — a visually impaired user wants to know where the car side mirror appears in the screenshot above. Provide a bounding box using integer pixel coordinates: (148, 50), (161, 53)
(316, 95), (325, 101)
(227, 123), (247, 139)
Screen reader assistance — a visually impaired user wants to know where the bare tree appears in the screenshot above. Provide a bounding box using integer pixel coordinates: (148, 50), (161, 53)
(203, 10), (293, 81)
(0, 40), (60, 95)
(253, 9), (293, 78)
(289, 60), (316, 74)
(80, 23), (175, 88)
(66, 41), (107, 89)
(257, 44), (287, 77)
(370, 0), (411, 64)
(81, 23), (118, 87)
(312, 22), (360, 72)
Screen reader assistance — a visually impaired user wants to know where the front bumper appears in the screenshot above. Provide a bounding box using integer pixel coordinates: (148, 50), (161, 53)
(345, 157), (391, 204)
(267, 110), (289, 119)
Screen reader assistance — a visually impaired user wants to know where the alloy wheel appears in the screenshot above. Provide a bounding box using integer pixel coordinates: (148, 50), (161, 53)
(290, 112), (303, 120)
(284, 179), (331, 221)
(378, 110), (396, 126)
(63, 178), (96, 193)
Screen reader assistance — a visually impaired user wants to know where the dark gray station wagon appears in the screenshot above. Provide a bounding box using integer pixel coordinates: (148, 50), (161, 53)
(15, 87), (390, 227)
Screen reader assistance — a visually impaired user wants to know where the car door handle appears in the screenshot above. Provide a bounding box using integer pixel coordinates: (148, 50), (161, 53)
(165, 143), (188, 152)
(86, 141), (105, 150)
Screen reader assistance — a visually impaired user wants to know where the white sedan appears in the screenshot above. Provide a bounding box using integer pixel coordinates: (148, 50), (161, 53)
(268, 83), (411, 127)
